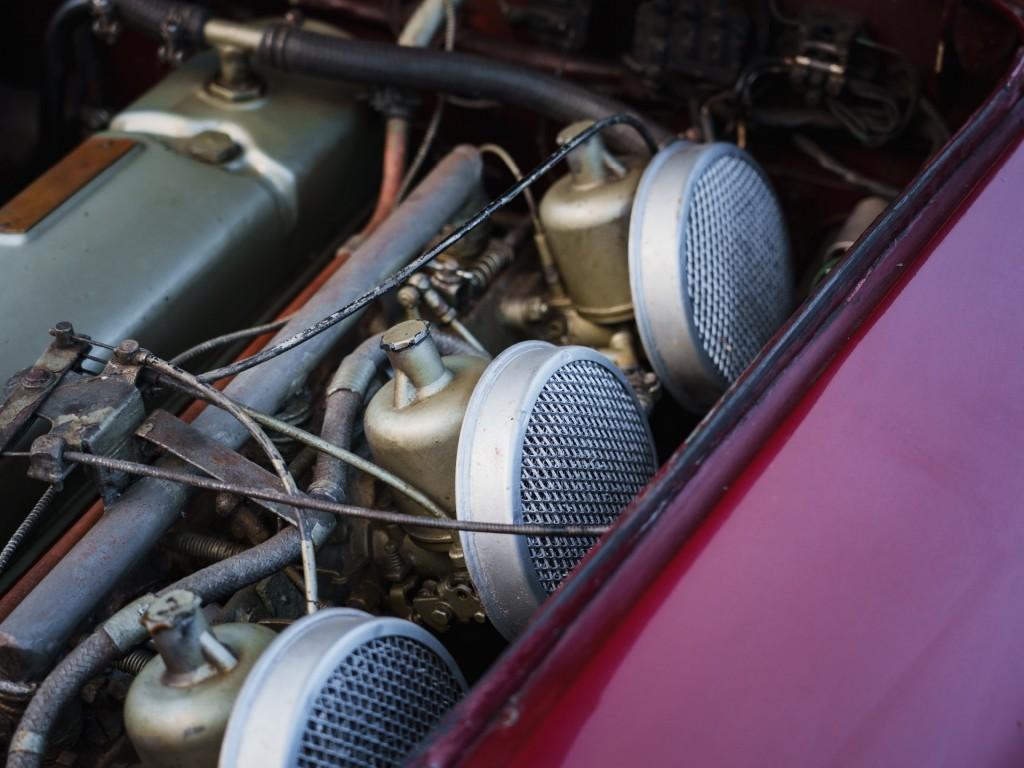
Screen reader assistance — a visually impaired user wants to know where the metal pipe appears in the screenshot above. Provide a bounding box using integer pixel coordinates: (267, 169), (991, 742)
(354, 0), (463, 236)
(398, 0), (462, 47)
(203, 18), (263, 50)
(363, 117), (409, 233)
(0, 499), (103, 623)
(0, 145), (483, 681)
(395, 0), (458, 202)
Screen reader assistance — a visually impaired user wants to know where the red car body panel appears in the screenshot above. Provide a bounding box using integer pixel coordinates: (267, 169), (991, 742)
(459, 133), (1024, 768)
(418, 45), (1024, 768)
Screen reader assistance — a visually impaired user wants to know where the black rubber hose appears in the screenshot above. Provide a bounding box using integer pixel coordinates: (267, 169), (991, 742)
(108, 0), (669, 153)
(7, 522), (330, 767)
(110, 0), (208, 42)
(41, 0), (91, 157)
(170, 521), (331, 601)
(308, 390), (360, 504)
(256, 25), (669, 154)
(7, 633), (119, 768)
(434, 329), (485, 358)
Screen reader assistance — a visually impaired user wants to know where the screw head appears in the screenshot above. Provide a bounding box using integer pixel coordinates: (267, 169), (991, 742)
(430, 606), (453, 627)
(185, 130), (242, 164)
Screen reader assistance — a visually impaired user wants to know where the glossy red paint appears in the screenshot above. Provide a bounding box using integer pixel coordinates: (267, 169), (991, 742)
(449, 133), (1024, 767)
(414, 35), (1024, 768)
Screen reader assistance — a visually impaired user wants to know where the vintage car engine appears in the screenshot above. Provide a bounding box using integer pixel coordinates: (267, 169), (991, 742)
(0, 0), (1008, 765)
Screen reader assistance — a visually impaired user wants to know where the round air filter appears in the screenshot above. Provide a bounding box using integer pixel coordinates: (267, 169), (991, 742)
(629, 141), (793, 411)
(456, 342), (657, 640)
(220, 609), (466, 768)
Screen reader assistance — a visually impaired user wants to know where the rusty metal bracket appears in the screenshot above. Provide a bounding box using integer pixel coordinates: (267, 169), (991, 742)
(136, 410), (298, 524)
(27, 340), (147, 497)
(0, 323), (90, 453)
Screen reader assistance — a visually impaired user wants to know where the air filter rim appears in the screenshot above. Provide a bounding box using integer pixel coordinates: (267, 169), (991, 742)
(628, 140), (786, 411)
(219, 608), (466, 768)
(455, 342), (654, 640)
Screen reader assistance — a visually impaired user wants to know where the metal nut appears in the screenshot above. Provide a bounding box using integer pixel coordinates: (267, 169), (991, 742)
(185, 130), (242, 165)
(21, 367), (52, 390)
(114, 339), (141, 363)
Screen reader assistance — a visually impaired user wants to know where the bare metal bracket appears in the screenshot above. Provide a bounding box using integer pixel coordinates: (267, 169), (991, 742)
(0, 323), (89, 453)
(136, 410), (297, 525)
(28, 346), (146, 499)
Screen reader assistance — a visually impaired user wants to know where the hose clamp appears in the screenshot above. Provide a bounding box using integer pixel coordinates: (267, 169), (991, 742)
(9, 730), (46, 756)
(158, 9), (190, 65)
(90, 0), (121, 44)
(102, 593), (157, 652)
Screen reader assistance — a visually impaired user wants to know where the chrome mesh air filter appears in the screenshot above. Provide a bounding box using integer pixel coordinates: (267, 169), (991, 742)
(629, 141), (793, 411)
(456, 342), (657, 640)
(220, 609), (466, 768)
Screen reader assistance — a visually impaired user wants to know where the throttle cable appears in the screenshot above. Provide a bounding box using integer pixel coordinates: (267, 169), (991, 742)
(2, 451), (609, 538)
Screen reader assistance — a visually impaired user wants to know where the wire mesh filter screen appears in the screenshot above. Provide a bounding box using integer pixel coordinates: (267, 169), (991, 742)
(296, 635), (463, 768)
(519, 360), (655, 595)
(685, 153), (790, 383)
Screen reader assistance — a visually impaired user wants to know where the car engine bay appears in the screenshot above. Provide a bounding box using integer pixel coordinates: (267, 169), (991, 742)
(0, 0), (1017, 765)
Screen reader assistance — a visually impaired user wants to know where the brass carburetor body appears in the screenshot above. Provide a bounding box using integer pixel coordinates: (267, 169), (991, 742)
(512, 121), (654, 381)
(361, 320), (489, 631)
(363, 320), (487, 548)
(123, 591), (275, 768)
(539, 121), (643, 326)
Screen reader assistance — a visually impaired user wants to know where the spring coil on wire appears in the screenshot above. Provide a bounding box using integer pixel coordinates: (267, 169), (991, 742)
(168, 532), (247, 562)
(381, 541), (405, 581)
(463, 239), (515, 292)
(0, 485), (59, 577)
(114, 649), (156, 676)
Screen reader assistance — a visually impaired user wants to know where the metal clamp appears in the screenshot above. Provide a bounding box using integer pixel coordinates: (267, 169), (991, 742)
(0, 323), (89, 453)
(90, 0), (121, 44)
(157, 6), (194, 66)
(26, 339), (146, 497)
